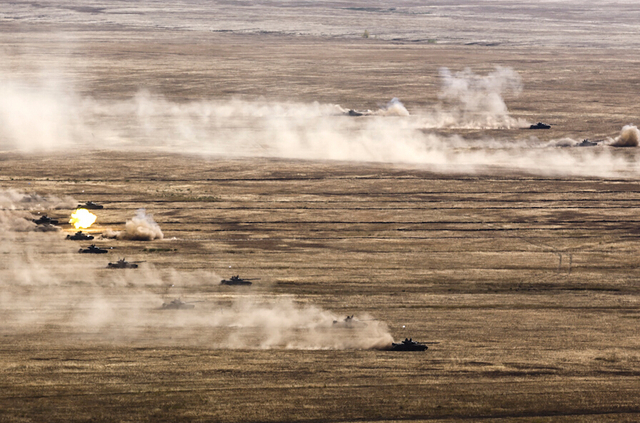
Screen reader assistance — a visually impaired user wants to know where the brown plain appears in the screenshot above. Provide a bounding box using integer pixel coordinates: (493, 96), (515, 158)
(1, 4), (640, 422)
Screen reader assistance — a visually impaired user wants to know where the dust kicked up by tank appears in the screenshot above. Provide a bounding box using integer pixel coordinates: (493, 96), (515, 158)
(1, 63), (639, 178)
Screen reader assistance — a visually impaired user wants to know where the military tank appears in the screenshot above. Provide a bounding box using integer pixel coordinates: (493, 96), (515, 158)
(161, 298), (195, 309)
(389, 338), (428, 351)
(67, 231), (94, 241)
(220, 275), (256, 286)
(107, 258), (138, 269)
(79, 244), (108, 254)
(33, 215), (59, 225)
(77, 201), (104, 209)
(576, 139), (599, 147)
(529, 122), (551, 129)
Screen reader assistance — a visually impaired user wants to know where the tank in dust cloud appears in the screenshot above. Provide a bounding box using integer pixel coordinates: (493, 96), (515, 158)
(107, 258), (139, 269)
(77, 201), (104, 209)
(161, 298), (196, 309)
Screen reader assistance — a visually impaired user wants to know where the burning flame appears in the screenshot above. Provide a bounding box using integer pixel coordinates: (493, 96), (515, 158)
(70, 208), (97, 229)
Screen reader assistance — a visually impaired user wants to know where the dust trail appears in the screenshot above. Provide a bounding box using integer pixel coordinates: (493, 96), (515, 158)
(0, 188), (76, 210)
(1, 67), (639, 177)
(0, 217), (392, 349)
(0, 189), (76, 232)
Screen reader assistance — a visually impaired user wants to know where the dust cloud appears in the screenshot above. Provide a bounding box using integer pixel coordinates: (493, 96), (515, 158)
(120, 209), (164, 241)
(609, 125), (640, 147)
(0, 189), (76, 232)
(426, 67), (528, 129)
(0, 209), (392, 350)
(0, 188), (76, 210)
(0, 66), (638, 177)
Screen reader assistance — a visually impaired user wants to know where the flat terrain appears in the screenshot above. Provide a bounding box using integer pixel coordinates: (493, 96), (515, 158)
(1, 1), (640, 422)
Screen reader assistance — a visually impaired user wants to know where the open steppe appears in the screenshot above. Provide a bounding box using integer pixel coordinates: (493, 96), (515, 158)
(2, 1), (640, 422)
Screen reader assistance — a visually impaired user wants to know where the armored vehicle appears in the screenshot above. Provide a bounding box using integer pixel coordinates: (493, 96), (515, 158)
(389, 338), (428, 351)
(529, 122), (551, 129)
(577, 139), (599, 147)
(33, 215), (59, 225)
(79, 244), (108, 254)
(161, 298), (195, 309)
(220, 275), (255, 286)
(107, 258), (138, 269)
(67, 231), (94, 241)
(77, 201), (104, 209)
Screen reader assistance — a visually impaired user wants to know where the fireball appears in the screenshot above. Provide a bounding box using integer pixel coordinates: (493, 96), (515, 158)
(70, 208), (97, 229)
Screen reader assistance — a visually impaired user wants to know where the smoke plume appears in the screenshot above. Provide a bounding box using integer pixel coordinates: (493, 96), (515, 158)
(609, 124), (639, 147)
(116, 209), (164, 241)
(429, 66), (526, 129)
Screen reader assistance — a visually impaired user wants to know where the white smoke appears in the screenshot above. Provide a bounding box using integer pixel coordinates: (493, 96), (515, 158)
(109, 209), (164, 241)
(427, 66), (527, 129)
(377, 97), (410, 116)
(608, 124), (639, 147)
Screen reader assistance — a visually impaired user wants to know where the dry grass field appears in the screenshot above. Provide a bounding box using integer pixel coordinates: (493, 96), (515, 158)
(1, 1), (640, 422)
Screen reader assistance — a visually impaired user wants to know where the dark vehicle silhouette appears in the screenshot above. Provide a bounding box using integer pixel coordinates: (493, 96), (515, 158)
(333, 315), (367, 328)
(107, 258), (138, 269)
(79, 244), (108, 254)
(33, 215), (59, 225)
(577, 139), (599, 147)
(529, 122), (551, 129)
(67, 231), (94, 241)
(220, 275), (256, 286)
(77, 201), (104, 209)
(389, 338), (428, 351)
(161, 298), (195, 309)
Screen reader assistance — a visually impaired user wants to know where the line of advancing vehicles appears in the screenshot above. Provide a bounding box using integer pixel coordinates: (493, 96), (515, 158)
(51, 200), (428, 351)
